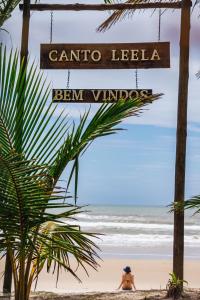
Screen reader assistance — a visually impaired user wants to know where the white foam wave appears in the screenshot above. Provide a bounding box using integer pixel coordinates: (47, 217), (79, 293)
(78, 213), (148, 222)
(65, 220), (200, 232)
(96, 234), (200, 247)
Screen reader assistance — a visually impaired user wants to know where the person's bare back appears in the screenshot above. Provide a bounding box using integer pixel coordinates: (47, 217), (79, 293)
(117, 266), (136, 291)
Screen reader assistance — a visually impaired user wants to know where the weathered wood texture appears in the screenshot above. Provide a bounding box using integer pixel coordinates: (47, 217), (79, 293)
(41, 43), (170, 69)
(173, 0), (191, 281)
(52, 89), (153, 103)
(3, 0), (31, 294)
(19, 2), (182, 11)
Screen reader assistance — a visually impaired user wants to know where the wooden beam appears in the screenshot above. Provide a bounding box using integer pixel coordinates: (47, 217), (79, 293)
(19, 2), (183, 11)
(173, 0), (191, 282)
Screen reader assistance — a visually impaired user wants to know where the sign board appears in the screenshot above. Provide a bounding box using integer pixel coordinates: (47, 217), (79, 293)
(41, 42), (170, 69)
(52, 89), (153, 103)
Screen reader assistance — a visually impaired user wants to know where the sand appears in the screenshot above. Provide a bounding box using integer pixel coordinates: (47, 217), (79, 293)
(29, 259), (200, 293)
(1, 258), (200, 299)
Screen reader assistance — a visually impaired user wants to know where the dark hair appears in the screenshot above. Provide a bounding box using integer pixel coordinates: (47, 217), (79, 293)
(123, 266), (131, 273)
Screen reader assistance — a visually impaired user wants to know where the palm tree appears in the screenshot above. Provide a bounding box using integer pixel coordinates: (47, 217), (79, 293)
(0, 150), (99, 300)
(0, 0), (23, 28)
(0, 46), (160, 299)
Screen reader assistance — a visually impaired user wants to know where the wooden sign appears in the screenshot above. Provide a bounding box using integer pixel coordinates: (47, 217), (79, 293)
(41, 42), (170, 69)
(52, 89), (153, 103)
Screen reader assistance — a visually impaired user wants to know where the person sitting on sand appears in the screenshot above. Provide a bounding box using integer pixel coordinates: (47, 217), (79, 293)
(117, 266), (136, 291)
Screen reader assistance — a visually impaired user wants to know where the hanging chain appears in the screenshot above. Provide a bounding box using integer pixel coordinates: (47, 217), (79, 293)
(135, 68), (139, 89)
(66, 70), (71, 89)
(134, 9), (163, 89)
(158, 8), (162, 42)
(50, 11), (54, 89)
(50, 11), (53, 43)
(49, 11), (71, 89)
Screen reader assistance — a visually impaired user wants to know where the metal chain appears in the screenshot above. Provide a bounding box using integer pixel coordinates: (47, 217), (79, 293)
(50, 11), (53, 43)
(134, 9), (161, 90)
(50, 11), (54, 89)
(135, 68), (139, 89)
(49, 11), (71, 89)
(158, 8), (162, 42)
(66, 70), (71, 89)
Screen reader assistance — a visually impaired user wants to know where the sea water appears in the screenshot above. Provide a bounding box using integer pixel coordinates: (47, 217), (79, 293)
(65, 205), (200, 260)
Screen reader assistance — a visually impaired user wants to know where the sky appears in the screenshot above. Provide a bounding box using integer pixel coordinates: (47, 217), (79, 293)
(1, 0), (200, 206)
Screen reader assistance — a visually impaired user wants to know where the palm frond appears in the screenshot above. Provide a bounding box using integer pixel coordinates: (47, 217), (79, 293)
(0, 149), (100, 294)
(170, 195), (200, 215)
(0, 46), (69, 165)
(98, 0), (144, 32)
(0, 0), (40, 28)
(30, 220), (100, 283)
(0, 0), (21, 28)
(196, 70), (200, 79)
(0, 150), (59, 250)
(51, 95), (161, 189)
(98, 0), (177, 32)
(183, 195), (200, 214)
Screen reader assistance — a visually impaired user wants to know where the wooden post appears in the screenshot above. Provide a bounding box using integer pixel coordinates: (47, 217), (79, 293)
(173, 0), (191, 281)
(3, 0), (31, 294)
(3, 254), (12, 294)
(20, 0), (31, 66)
(16, 0), (31, 153)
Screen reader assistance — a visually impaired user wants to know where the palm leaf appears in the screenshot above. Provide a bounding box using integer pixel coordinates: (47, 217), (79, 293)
(171, 195), (200, 215)
(0, 150), (58, 249)
(183, 195), (200, 214)
(0, 46), (69, 165)
(30, 221), (99, 282)
(196, 71), (200, 79)
(99, 0), (176, 32)
(0, 1), (40, 28)
(0, 0), (21, 28)
(98, 0), (145, 32)
(51, 95), (161, 192)
(0, 149), (100, 285)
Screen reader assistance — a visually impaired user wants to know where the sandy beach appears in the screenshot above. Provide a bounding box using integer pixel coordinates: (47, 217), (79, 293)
(31, 259), (200, 293)
(1, 209), (200, 299)
(1, 258), (200, 295)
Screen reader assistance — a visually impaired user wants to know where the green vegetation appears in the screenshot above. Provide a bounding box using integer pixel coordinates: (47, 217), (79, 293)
(183, 196), (200, 213)
(0, 151), (99, 300)
(166, 273), (188, 299)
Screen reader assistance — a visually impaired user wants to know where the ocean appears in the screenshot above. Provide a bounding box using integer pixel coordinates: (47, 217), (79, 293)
(65, 205), (200, 260)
